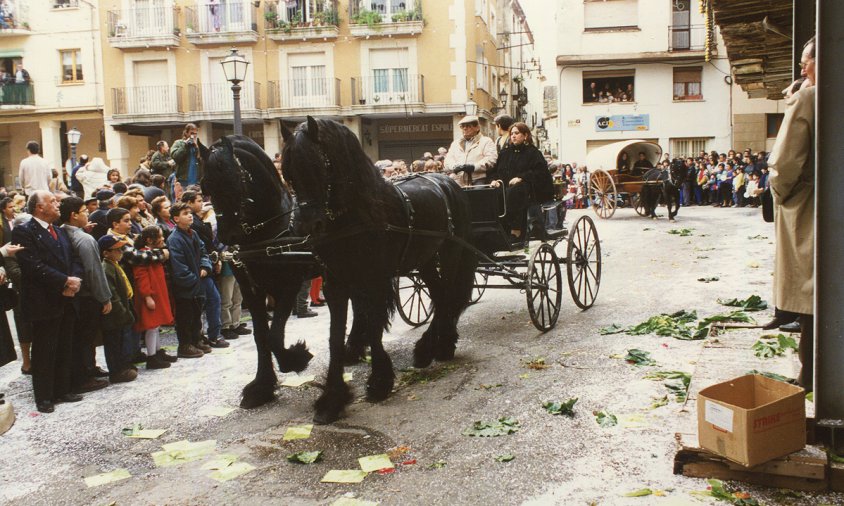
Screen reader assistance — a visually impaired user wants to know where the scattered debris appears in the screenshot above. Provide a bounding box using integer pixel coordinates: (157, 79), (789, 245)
(752, 334), (798, 358)
(476, 383), (503, 390)
(280, 375), (316, 387)
(462, 417), (520, 437)
(210, 462), (256, 482)
(429, 460), (447, 469)
(398, 364), (459, 386)
(358, 454), (394, 473)
(627, 310), (698, 340)
(599, 323), (625, 335)
(594, 410), (618, 428)
(151, 440), (217, 467)
(495, 454), (515, 462)
(623, 488), (653, 497)
(746, 260), (760, 269)
(807, 392), (814, 402)
(524, 357), (550, 370)
(650, 395), (669, 409)
(84, 469), (131, 488)
(625, 349), (656, 367)
(690, 478), (759, 505)
(747, 235), (769, 240)
(321, 470), (367, 484)
(201, 454), (238, 470)
(518, 373), (530, 380)
(542, 398), (578, 417)
(697, 277), (719, 283)
(386, 445), (411, 460)
(121, 423), (167, 439)
(288, 451), (323, 464)
(668, 228), (694, 236)
(717, 295), (767, 311)
(331, 495), (379, 506)
(643, 371), (691, 402)
(283, 424), (314, 441)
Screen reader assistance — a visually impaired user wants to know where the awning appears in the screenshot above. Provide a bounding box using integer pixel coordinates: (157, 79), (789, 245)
(0, 50), (24, 58)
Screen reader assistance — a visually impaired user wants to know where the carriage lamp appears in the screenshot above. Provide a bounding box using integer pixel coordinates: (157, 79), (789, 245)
(464, 99), (478, 117)
(67, 127), (81, 166)
(221, 48), (250, 135)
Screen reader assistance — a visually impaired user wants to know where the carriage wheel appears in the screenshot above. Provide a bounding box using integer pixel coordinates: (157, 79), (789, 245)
(567, 216), (602, 310)
(526, 243), (562, 332)
(588, 169), (618, 219)
(394, 274), (433, 327)
(470, 271), (488, 304)
(633, 194), (648, 216)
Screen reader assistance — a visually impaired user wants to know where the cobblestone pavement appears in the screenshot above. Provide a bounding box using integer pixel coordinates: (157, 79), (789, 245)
(1, 206), (839, 505)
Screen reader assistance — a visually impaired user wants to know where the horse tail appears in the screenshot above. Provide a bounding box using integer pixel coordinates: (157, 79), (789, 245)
(384, 278), (397, 333)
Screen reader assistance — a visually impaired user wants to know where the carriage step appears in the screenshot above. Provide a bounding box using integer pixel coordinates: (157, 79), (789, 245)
(492, 253), (527, 261)
(545, 228), (567, 240)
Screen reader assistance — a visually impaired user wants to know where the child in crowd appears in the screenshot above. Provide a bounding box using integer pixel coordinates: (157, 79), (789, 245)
(166, 201), (212, 359)
(99, 235), (138, 383)
(133, 226), (176, 369)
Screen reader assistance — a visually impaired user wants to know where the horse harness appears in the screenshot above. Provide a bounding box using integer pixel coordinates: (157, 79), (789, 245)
(222, 147), (292, 237)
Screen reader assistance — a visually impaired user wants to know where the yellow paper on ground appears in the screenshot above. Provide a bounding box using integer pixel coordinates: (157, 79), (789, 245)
(153, 439), (217, 467)
(283, 424), (314, 441)
(343, 372), (354, 382)
(201, 454), (239, 470)
(125, 429), (167, 439)
(199, 406), (237, 417)
(84, 469), (131, 487)
(321, 470), (368, 484)
(332, 498), (379, 506)
(210, 461), (255, 482)
(358, 454), (394, 473)
(281, 375), (316, 387)
(618, 413), (649, 428)
(210, 347), (235, 355)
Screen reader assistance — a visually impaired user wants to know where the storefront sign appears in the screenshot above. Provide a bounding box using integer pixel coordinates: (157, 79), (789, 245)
(377, 118), (453, 140)
(595, 114), (649, 132)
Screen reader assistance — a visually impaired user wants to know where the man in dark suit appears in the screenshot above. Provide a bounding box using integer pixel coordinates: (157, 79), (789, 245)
(13, 191), (84, 413)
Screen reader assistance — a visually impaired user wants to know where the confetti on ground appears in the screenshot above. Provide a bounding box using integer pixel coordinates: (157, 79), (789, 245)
(84, 469), (131, 488)
(201, 454), (239, 470)
(199, 406), (237, 417)
(280, 375), (316, 387)
(210, 462), (256, 482)
(321, 470), (368, 484)
(283, 424), (314, 441)
(358, 454), (394, 473)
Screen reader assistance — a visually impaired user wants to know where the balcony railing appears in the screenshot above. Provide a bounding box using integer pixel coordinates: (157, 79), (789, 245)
(0, 83), (34, 106)
(348, 0), (423, 36)
(264, 0), (340, 41)
(351, 74), (424, 106)
(185, 1), (258, 44)
(668, 24), (706, 51)
(112, 85), (183, 116)
(189, 82), (260, 112)
(268, 78), (340, 109)
(107, 6), (180, 48)
(0, 0), (31, 35)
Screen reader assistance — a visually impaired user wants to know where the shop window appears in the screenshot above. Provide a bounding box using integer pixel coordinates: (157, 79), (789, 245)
(582, 70), (634, 103)
(61, 49), (83, 83)
(673, 66), (702, 100)
(766, 113), (784, 138)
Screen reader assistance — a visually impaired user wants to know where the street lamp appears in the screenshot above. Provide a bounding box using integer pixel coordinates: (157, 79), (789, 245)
(221, 48), (250, 135)
(499, 88), (509, 108)
(67, 127), (81, 166)
(463, 99), (478, 116)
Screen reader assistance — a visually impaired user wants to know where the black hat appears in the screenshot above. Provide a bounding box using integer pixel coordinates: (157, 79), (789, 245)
(96, 189), (115, 201)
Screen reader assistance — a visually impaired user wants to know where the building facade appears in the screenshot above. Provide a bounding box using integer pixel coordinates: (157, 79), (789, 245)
(98, 0), (535, 174)
(0, 0), (106, 189)
(553, 0), (784, 164)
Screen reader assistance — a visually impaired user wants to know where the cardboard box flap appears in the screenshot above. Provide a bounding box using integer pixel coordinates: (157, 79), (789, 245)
(698, 374), (804, 410)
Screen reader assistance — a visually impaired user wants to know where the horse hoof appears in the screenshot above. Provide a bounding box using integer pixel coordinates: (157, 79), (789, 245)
(413, 349), (434, 369)
(366, 384), (392, 402)
(344, 344), (366, 366)
(313, 408), (341, 425)
(434, 345), (456, 362)
(240, 389), (276, 409)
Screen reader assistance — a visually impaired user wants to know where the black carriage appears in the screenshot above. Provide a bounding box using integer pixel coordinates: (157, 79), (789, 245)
(395, 184), (602, 332)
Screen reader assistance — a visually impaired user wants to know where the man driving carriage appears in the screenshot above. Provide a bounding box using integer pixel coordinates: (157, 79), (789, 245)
(444, 115), (497, 187)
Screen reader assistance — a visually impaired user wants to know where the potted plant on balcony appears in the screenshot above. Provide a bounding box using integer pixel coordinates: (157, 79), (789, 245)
(264, 10), (279, 29)
(290, 11), (303, 27)
(324, 8), (340, 26)
(392, 10), (409, 22)
(312, 11), (326, 26)
(351, 9), (382, 29)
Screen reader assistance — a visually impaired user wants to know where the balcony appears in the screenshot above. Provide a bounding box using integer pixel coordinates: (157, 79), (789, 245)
(351, 74), (424, 107)
(107, 6), (180, 49)
(112, 85), (183, 119)
(348, 0), (423, 37)
(264, 0), (339, 42)
(0, 0), (31, 36)
(185, 1), (258, 45)
(0, 83), (34, 108)
(267, 78), (340, 112)
(188, 82), (261, 120)
(668, 24), (706, 52)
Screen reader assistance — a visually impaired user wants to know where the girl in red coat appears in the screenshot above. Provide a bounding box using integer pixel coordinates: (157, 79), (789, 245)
(134, 226), (176, 369)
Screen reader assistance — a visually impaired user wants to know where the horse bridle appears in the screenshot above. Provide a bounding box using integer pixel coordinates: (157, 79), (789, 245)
(294, 139), (349, 222)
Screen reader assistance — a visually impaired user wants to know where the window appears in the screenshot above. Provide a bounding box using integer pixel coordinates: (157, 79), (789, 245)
(582, 70), (634, 103)
(369, 47), (409, 102)
(766, 113), (784, 138)
(53, 0), (79, 7)
(584, 0), (638, 30)
(670, 138), (710, 158)
(61, 49), (83, 83)
(288, 52), (329, 106)
(673, 66), (702, 100)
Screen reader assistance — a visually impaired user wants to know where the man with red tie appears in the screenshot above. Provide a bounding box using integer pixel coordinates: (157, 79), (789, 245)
(13, 190), (84, 413)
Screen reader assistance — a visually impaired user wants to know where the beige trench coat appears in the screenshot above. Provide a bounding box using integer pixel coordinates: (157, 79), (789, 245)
(768, 86), (815, 315)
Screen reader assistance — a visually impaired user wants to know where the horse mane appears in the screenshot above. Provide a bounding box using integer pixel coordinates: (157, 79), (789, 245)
(291, 118), (387, 225)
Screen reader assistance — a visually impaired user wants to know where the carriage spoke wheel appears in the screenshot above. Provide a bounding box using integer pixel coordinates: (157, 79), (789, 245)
(470, 271), (488, 304)
(567, 215), (602, 310)
(588, 169), (618, 219)
(394, 274), (433, 327)
(526, 243), (562, 332)
(633, 194), (648, 216)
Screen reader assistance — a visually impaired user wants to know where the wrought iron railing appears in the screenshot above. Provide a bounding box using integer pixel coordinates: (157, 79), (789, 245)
(0, 83), (34, 106)
(107, 6), (180, 38)
(112, 85), (183, 115)
(668, 24), (706, 51)
(185, 1), (257, 34)
(264, 0), (339, 31)
(268, 78), (340, 108)
(349, 0), (422, 24)
(188, 82), (260, 112)
(351, 74), (424, 105)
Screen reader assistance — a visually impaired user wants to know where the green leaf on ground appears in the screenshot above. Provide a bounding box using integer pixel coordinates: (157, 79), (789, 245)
(399, 364), (459, 386)
(828, 450), (844, 464)
(599, 323), (626, 335)
(595, 410), (617, 428)
(524, 357), (550, 370)
(495, 454), (515, 462)
(624, 488), (653, 497)
(476, 383), (503, 390)
(625, 349), (656, 366)
(745, 370), (798, 385)
(462, 417), (520, 437)
(752, 334), (798, 358)
(543, 398), (578, 417)
(644, 370), (692, 402)
(698, 311), (754, 328)
(807, 392), (814, 402)
(287, 451), (323, 464)
(429, 460), (447, 469)
(650, 395), (669, 409)
(702, 478), (759, 505)
(697, 276), (720, 283)
(627, 310), (698, 340)
(717, 295), (768, 311)
(668, 228), (694, 236)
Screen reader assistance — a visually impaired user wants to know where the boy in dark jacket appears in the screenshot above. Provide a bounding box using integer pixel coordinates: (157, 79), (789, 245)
(99, 235), (138, 384)
(166, 201), (212, 359)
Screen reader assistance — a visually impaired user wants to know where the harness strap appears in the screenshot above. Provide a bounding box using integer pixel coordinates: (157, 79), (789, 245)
(392, 183), (416, 273)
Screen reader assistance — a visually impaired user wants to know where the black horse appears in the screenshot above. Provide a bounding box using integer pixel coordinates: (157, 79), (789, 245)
(639, 158), (687, 221)
(281, 117), (478, 424)
(200, 135), (318, 409)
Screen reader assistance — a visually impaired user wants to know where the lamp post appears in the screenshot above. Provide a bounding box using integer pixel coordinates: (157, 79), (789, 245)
(464, 99), (478, 116)
(221, 48), (250, 135)
(499, 88), (509, 112)
(67, 127), (81, 167)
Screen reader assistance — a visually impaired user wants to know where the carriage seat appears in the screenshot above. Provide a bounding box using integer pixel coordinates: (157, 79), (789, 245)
(528, 200), (567, 241)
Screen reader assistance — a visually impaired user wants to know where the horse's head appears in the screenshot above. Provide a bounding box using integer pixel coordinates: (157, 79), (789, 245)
(200, 135), (289, 245)
(670, 158), (687, 185)
(281, 116), (383, 238)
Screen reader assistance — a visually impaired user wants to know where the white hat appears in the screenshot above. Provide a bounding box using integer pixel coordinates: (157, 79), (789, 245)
(458, 115), (480, 126)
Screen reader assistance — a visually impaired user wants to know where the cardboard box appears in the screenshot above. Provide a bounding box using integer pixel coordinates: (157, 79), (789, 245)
(697, 374), (805, 467)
